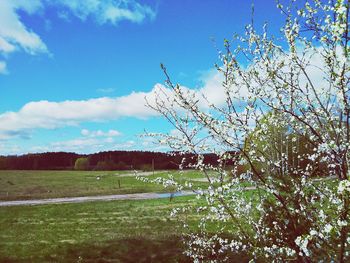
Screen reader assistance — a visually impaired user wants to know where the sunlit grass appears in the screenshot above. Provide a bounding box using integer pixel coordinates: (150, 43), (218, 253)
(0, 196), (197, 262)
(0, 170), (210, 200)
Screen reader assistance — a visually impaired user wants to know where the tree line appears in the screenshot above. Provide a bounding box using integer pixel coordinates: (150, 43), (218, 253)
(0, 151), (223, 170)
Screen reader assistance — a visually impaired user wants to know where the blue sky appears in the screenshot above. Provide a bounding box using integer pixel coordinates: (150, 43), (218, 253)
(0, 0), (284, 155)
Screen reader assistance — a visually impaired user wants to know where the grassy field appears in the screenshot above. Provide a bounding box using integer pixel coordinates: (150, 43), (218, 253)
(0, 170), (204, 262)
(0, 170), (251, 262)
(0, 170), (209, 201)
(0, 196), (199, 262)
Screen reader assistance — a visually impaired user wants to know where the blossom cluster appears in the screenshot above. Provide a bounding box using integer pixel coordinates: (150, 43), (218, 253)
(143, 0), (350, 261)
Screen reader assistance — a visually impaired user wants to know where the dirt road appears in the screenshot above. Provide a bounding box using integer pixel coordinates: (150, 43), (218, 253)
(0, 191), (195, 207)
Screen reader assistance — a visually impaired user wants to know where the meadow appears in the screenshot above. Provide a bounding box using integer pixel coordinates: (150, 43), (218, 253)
(0, 170), (212, 262)
(0, 196), (197, 262)
(0, 170), (334, 262)
(0, 170), (208, 201)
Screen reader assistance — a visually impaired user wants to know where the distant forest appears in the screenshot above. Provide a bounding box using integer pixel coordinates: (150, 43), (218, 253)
(0, 151), (224, 170)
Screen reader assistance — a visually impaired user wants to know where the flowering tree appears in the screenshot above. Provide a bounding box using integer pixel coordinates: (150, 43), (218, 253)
(144, 0), (349, 261)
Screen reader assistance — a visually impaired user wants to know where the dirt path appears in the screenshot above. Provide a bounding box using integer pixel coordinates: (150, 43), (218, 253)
(115, 171), (165, 177)
(0, 186), (258, 207)
(0, 191), (195, 207)
(117, 170), (195, 177)
(0, 174), (334, 207)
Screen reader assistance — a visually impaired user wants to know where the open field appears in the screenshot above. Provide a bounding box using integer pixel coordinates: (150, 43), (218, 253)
(0, 169), (275, 262)
(0, 170), (253, 262)
(0, 196), (198, 262)
(0, 170), (209, 201)
(0, 170), (211, 261)
(0, 195), (253, 262)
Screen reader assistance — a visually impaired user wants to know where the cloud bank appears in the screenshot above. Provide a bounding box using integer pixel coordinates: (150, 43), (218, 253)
(0, 70), (226, 141)
(0, 84), (163, 140)
(27, 128), (141, 154)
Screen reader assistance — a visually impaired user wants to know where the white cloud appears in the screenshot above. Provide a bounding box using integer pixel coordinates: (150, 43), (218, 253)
(0, 61), (8, 74)
(197, 69), (226, 106)
(0, 37), (16, 53)
(30, 136), (135, 154)
(0, 70), (227, 140)
(118, 140), (135, 149)
(81, 129), (90, 136)
(0, 0), (47, 56)
(81, 129), (121, 137)
(52, 0), (156, 24)
(51, 137), (102, 152)
(106, 129), (121, 136)
(0, 45), (332, 141)
(0, 85), (165, 139)
(0, 0), (47, 74)
(29, 137), (111, 153)
(0, 143), (22, 155)
(0, 0), (156, 74)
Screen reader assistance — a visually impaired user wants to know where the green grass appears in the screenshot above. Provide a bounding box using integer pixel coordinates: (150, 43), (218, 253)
(0, 170), (254, 262)
(0, 196), (199, 263)
(0, 170), (210, 201)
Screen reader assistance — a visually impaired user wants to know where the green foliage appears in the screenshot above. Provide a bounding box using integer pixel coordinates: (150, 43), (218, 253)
(0, 157), (7, 169)
(140, 164), (153, 171)
(94, 160), (116, 171)
(244, 111), (326, 177)
(115, 161), (129, 170)
(74, 157), (89, 171)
